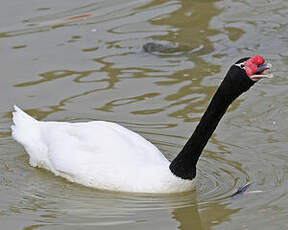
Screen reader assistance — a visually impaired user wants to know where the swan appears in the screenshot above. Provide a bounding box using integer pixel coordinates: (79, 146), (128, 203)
(11, 56), (272, 193)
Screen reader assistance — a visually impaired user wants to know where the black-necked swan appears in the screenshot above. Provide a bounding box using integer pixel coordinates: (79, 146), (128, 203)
(11, 56), (272, 193)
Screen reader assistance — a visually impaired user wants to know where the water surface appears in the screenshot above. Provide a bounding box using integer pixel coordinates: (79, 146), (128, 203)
(0, 0), (288, 229)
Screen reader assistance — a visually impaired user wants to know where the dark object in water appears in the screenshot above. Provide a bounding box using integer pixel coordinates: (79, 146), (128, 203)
(231, 182), (252, 199)
(142, 41), (205, 55)
(143, 42), (178, 53)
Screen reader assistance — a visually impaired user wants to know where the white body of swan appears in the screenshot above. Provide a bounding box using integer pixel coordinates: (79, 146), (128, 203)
(11, 106), (194, 193)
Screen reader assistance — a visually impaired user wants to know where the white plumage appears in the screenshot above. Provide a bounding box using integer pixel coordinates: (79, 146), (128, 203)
(11, 106), (194, 193)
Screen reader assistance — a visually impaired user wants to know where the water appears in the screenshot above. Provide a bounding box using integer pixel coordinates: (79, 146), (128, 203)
(0, 0), (288, 229)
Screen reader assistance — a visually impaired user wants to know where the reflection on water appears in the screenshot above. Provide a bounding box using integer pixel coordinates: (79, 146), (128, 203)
(1, 0), (288, 229)
(14, 70), (96, 87)
(172, 201), (240, 230)
(11, 0), (223, 123)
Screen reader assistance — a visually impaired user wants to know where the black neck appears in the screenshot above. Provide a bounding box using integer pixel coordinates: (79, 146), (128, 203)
(169, 65), (256, 180)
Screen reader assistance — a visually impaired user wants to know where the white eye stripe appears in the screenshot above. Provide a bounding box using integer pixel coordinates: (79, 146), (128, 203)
(234, 62), (246, 70)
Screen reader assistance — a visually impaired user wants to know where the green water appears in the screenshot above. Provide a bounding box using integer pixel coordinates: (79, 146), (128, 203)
(0, 0), (288, 229)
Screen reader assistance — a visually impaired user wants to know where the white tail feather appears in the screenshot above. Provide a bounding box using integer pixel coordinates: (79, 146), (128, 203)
(11, 106), (48, 167)
(11, 105), (37, 140)
(12, 105), (37, 123)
